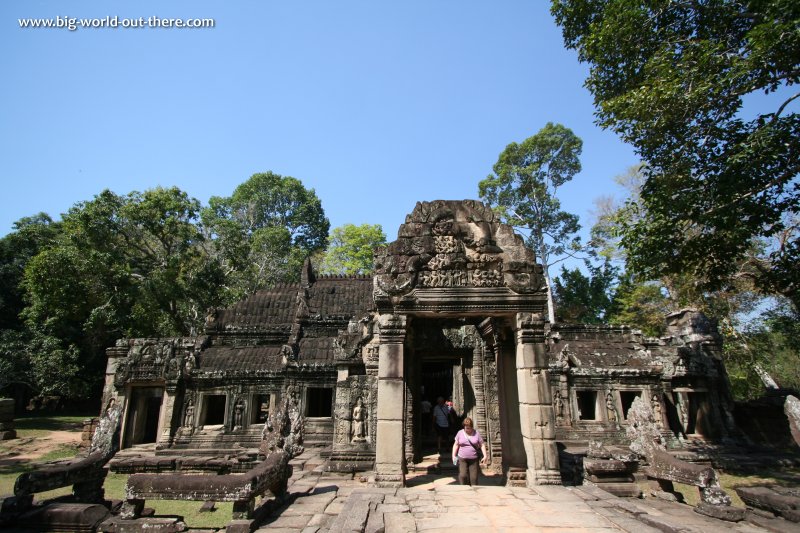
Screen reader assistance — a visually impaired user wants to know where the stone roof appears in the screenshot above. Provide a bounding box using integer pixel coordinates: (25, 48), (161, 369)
(212, 284), (299, 331)
(198, 345), (284, 373)
(549, 324), (653, 369)
(297, 337), (335, 364)
(306, 277), (374, 317)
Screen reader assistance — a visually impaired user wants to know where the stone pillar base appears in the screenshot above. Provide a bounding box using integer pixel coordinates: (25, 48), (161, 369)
(374, 473), (404, 487)
(505, 467), (527, 487)
(527, 468), (562, 486)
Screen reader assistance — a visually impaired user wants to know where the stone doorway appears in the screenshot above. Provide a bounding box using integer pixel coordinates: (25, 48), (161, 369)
(406, 319), (490, 471)
(123, 386), (164, 448)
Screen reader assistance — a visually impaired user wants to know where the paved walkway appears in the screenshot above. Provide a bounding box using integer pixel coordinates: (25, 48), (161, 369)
(250, 451), (786, 533)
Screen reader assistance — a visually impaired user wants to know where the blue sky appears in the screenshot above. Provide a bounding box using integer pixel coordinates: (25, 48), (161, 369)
(1, 1), (640, 251)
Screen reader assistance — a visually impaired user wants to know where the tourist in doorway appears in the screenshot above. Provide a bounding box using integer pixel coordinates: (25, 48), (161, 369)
(452, 417), (488, 486)
(420, 397), (432, 435)
(432, 396), (451, 452)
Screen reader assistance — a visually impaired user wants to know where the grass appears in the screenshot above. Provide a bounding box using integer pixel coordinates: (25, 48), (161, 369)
(103, 473), (234, 528)
(0, 412), (233, 528)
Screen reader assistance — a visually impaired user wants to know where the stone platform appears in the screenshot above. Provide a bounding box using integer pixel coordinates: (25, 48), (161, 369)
(249, 450), (782, 533)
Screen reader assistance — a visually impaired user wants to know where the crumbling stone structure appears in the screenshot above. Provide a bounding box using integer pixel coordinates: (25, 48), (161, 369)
(104, 200), (738, 488)
(0, 404), (121, 529)
(626, 396), (745, 521)
(118, 394), (303, 532)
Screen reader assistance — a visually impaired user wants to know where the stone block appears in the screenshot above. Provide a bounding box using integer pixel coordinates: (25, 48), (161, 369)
(515, 343), (537, 369)
(384, 511), (417, 532)
(583, 458), (633, 475)
(18, 503), (111, 532)
(378, 349), (403, 378)
(375, 420), (404, 464)
(377, 380), (405, 421)
(695, 503), (746, 522)
(518, 405), (555, 440)
(378, 342), (403, 361)
(736, 485), (800, 513)
(515, 369), (551, 405)
(597, 482), (642, 498)
(223, 519), (254, 533)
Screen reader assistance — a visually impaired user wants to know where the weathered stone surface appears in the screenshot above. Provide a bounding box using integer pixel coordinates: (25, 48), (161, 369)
(583, 458), (633, 475)
(694, 503), (746, 522)
(10, 404), (121, 505)
(627, 396), (733, 507)
(595, 482), (643, 498)
(785, 396), (800, 447)
(17, 503), (111, 532)
(736, 485), (800, 513)
(123, 394), (304, 532)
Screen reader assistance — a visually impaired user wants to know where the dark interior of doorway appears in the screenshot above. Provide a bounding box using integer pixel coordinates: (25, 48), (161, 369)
(420, 361), (454, 451)
(142, 396), (161, 443)
(124, 387), (163, 447)
(421, 361), (453, 407)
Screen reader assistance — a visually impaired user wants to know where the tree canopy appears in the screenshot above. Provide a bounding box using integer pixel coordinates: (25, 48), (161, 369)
(202, 172), (329, 296)
(479, 122), (584, 322)
(551, 0), (800, 310)
(320, 223), (386, 276)
(0, 173), (329, 401)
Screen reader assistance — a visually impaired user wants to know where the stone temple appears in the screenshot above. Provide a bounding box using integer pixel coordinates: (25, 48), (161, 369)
(103, 200), (737, 487)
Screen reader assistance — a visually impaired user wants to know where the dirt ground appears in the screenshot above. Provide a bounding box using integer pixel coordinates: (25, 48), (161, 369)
(0, 426), (82, 468)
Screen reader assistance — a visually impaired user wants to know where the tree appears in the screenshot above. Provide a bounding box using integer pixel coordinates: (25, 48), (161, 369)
(0, 214), (61, 329)
(723, 298), (800, 400)
(553, 259), (618, 323)
(202, 172), (329, 297)
(552, 0), (800, 309)
(320, 224), (386, 276)
(606, 274), (672, 337)
(20, 186), (225, 398)
(479, 123), (583, 323)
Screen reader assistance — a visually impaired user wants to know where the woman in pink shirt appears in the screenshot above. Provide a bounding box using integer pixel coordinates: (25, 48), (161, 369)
(451, 417), (488, 485)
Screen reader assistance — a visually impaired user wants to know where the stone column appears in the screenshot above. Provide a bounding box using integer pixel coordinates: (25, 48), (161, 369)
(515, 313), (561, 486)
(103, 343), (129, 409)
(374, 313), (407, 487)
(156, 384), (179, 449)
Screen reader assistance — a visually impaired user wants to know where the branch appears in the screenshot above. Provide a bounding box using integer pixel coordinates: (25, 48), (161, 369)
(774, 92), (800, 120)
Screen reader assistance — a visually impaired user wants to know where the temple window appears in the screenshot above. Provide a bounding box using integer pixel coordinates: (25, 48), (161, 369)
(201, 394), (227, 426)
(576, 390), (597, 420)
(306, 388), (333, 418)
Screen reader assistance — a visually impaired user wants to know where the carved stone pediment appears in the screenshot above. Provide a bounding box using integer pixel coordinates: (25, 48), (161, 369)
(374, 200), (546, 304)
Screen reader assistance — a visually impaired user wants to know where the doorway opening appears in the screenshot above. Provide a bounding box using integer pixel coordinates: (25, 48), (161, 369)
(123, 386), (164, 448)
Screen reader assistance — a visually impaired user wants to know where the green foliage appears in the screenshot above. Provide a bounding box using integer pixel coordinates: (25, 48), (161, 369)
(1, 174), (331, 402)
(552, 0), (800, 309)
(723, 299), (800, 400)
(14, 187), (227, 398)
(202, 172), (329, 297)
(553, 259), (618, 323)
(607, 274), (671, 337)
(0, 214), (60, 331)
(320, 224), (386, 276)
(479, 123), (584, 321)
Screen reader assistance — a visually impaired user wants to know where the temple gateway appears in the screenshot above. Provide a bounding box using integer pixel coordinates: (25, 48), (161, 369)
(103, 200), (737, 487)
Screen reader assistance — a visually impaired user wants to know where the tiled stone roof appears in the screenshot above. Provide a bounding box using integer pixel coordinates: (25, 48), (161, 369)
(298, 337), (335, 364)
(198, 345), (284, 372)
(307, 277), (374, 317)
(213, 285), (299, 330)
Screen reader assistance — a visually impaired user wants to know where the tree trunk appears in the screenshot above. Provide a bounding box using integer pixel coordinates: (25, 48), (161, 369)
(536, 236), (556, 324)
